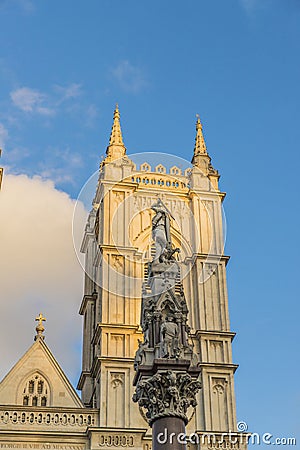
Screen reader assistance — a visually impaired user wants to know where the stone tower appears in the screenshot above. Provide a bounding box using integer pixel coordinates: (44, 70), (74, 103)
(78, 107), (247, 449)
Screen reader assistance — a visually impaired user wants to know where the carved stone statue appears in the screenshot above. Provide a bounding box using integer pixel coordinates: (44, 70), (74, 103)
(134, 339), (147, 370)
(151, 199), (170, 262)
(161, 316), (179, 358)
(151, 199), (180, 265)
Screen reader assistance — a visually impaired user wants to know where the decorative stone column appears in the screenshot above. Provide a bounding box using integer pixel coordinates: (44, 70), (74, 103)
(153, 418), (186, 450)
(133, 199), (201, 450)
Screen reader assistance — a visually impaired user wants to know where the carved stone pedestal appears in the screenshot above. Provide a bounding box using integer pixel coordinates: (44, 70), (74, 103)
(153, 417), (186, 450)
(133, 361), (201, 450)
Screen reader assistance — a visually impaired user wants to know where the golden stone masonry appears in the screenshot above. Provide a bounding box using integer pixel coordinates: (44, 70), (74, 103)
(0, 107), (248, 450)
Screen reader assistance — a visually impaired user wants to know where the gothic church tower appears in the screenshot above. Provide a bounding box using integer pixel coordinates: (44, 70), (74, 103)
(78, 107), (246, 449)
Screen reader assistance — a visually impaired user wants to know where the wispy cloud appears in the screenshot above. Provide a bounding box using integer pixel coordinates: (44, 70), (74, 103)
(38, 146), (84, 186)
(39, 167), (75, 185)
(0, 123), (8, 149)
(10, 87), (41, 111)
(54, 83), (82, 102)
(3, 145), (84, 187)
(4, 146), (30, 164)
(10, 87), (55, 116)
(85, 104), (98, 127)
(10, 83), (86, 119)
(112, 60), (148, 93)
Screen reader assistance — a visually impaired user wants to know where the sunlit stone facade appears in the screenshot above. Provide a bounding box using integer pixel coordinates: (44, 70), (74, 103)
(0, 108), (247, 450)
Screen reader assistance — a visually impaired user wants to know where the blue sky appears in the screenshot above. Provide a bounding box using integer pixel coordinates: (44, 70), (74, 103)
(0, 0), (300, 446)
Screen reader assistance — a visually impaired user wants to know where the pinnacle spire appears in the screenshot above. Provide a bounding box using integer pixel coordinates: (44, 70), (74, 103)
(193, 114), (207, 157)
(105, 104), (126, 161)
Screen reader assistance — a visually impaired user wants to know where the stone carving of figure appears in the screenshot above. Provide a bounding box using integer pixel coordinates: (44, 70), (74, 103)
(161, 316), (179, 358)
(134, 339), (148, 370)
(151, 200), (170, 262)
(151, 199), (180, 263)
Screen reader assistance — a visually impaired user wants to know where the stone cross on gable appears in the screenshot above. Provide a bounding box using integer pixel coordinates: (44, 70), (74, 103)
(35, 313), (46, 341)
(35, 313), (46, 326)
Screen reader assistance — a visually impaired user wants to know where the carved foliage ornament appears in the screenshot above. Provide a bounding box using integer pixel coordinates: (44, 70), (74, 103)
(132, 370), (201, 425)
(111, 373), (124, 389)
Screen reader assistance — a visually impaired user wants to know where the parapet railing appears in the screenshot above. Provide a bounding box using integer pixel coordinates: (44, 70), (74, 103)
(0, 406), (99, 432)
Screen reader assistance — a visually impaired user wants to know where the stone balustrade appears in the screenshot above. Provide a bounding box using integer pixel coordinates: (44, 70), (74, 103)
(0, 406), (98, 432)
(128, 163), (191, 190)
(131, 175), (188, 189)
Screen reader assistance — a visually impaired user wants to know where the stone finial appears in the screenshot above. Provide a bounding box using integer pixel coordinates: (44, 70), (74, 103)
(192, 115), (207, 162)
(35, 313), (46, 341)
(105, 104), (126, 162)
(190, 114), (219, 183)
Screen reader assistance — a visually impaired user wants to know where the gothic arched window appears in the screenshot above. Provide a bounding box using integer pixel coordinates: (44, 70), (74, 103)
(37, 380), (44, 394)
(28, 381), (34, 394)
(21, 373), (50, 407)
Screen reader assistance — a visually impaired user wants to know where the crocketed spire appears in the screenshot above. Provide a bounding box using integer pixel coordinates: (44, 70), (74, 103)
(192, 115), (207, 165)
(105, 104), (126, 161)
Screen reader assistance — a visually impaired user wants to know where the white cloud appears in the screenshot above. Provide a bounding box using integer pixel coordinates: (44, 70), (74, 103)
(112, 60), (148, 93)
(3, 146), (30, 165)
(38, 168), (75, 185)
(10, 83), (84, 118)
(0, 174), (88, 385)
(0, 123), (8, 149)
(38, 147), (84, 186)
(10, 87), (55, 116)
(54, 83), (82, 101)
(36, 106), (56, 116)
(10, 87), (43, 111)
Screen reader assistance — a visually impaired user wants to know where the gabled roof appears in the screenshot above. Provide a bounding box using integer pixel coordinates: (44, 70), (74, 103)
(0, 337), (83, 408)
